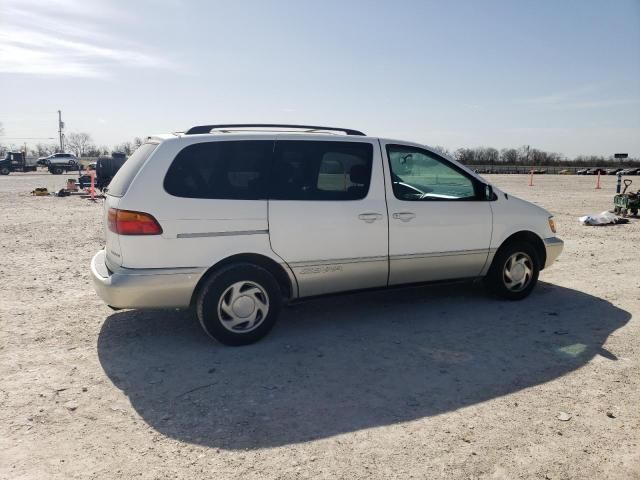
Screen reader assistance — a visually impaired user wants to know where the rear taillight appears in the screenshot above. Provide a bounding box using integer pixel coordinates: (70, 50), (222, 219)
(107, 208), (163, 235)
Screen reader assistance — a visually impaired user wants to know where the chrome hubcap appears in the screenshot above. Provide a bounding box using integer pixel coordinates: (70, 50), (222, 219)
(217, 281), (269, 333)
(503, 252), (533, 292)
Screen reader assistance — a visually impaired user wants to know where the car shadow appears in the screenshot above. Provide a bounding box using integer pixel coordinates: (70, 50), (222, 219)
(97, 281), (629, 450)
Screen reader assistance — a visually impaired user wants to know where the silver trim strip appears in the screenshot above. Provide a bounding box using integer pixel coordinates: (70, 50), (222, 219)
(289, 256), (388, 268)
(391, 248), (493, 261)
(289, 249), (496, 268)
(177, 229), (269, 239)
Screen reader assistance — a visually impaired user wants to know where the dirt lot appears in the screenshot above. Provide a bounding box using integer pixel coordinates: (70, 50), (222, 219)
(1, 172), (639, 480)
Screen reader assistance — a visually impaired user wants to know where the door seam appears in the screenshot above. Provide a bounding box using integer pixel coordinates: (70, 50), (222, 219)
(377, 138), (391, 286)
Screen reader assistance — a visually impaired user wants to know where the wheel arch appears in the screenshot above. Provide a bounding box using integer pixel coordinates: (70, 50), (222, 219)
(493, 230), (547, 271)
(190, 253), (295, 307)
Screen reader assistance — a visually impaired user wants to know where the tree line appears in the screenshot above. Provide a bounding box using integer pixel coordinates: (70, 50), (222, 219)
(1, 123), (638, 167)
(433, 145), (640, 167)
(0, 128), (145, 158)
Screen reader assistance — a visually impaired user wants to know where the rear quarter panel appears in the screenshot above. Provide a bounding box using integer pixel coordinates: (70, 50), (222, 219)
(114, 136), (281, 270)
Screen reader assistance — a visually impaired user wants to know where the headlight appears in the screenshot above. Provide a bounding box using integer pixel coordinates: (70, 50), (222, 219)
(548, 217), (557, 233)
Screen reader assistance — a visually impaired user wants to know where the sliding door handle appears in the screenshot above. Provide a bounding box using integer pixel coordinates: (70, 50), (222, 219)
(392, 212), (416, 222)
(358, 213), (383, 223)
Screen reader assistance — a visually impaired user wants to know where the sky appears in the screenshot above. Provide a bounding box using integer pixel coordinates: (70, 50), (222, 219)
(0, 0), (639, 157)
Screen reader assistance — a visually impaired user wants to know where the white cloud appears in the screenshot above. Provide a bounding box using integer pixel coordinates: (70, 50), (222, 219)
(0, 0), (173, 77)
(516, 84), (638, 110)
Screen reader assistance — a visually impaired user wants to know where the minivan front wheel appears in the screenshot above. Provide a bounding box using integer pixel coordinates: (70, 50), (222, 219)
(486, 242), (539, 300)
(196, 264), (281, 346)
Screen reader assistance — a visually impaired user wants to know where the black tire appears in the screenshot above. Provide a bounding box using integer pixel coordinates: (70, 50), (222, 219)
(53, 167), (63, 175)
(485, 241), (540, 300)
(196, 263), (282, 346)
(0, 167), (10, 175)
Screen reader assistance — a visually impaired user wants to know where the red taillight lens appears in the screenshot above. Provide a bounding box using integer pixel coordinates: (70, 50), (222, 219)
(107, 208), (163, 235)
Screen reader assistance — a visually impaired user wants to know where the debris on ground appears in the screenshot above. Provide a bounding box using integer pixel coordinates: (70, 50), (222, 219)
(31, 187), (49, 196)
(579, 211), (629, 226)
(557, 412), (572, 421)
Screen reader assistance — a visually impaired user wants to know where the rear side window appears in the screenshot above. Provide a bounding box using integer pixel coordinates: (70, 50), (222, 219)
(271, 141), (373, 200)
(108, 143), (157, 197)
(164, 141), (272, 199)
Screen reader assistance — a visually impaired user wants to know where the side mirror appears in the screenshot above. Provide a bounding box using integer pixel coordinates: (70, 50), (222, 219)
(485, 184), (495, 200)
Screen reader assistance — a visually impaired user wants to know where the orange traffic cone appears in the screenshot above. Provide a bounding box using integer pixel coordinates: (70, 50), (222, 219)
(528, 169), (534, 186)
(595, 171), (601, 189)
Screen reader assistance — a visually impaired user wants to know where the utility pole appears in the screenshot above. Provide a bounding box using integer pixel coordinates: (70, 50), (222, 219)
(58, 110), (64, 152)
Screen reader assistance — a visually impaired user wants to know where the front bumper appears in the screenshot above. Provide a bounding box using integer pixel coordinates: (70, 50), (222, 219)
(544, 237), (564, 268)
(90, 250), (204, 309)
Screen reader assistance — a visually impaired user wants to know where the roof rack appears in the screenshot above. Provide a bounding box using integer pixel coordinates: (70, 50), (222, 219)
(184, 123), (365, 136)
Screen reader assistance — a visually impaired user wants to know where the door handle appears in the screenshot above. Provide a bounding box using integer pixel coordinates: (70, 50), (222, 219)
(392, 212), (416, 222)
(358, 213), (383, 223)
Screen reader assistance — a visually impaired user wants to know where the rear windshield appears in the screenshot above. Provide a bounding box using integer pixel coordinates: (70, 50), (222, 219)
(107, 143), (158, 197)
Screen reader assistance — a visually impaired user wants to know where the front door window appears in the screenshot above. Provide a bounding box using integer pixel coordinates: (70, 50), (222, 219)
(387, 145), (477, 201)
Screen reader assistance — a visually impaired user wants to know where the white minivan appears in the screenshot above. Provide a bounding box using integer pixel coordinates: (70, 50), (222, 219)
(91, 124), (563, 345)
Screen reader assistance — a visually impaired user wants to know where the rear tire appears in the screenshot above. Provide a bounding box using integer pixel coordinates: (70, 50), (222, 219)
(196, 263), (281, 346)
(0, 167), (9, 175)
(52, 167), (63, 175)
(485, 242), (540, 300)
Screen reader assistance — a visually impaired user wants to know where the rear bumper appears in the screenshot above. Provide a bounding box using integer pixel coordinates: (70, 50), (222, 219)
(90, 250), (204, 309)
(544, 237), (564, 268)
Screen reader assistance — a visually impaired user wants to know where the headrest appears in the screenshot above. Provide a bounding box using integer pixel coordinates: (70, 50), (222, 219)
(350, 164), (368, 184)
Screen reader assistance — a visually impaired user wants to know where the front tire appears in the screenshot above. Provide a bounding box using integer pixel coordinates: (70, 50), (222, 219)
(0, 167), (10, 175)
(485, 242), (540, 300)
(196, 264), (281, 346)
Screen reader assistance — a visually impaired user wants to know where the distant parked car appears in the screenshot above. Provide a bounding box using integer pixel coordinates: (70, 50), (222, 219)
(39, 153), (80, 174)
(590, 168), (607, 175)
(558, 169), (572, 175)
(576, 168), (591, 175)
(606, 168), (623, 175)
(620, 168), (640, 175)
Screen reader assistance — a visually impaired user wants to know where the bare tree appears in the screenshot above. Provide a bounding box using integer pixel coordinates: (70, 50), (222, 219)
(35, 143), (59, 157)
(66, 132), (93, 157)
(431, 145), (451, 157)
(114, 141), (133, 155)
(84, 145), (101, 157)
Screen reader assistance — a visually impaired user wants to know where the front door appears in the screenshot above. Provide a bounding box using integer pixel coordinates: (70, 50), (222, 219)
(268, 138), (388, 297)
(381, 142), (493, 285)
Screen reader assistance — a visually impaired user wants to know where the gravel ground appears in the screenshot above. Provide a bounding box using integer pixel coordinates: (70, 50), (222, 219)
(1, 172), (639, 480)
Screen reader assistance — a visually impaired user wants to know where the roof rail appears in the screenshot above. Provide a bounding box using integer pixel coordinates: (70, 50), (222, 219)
(184, 123), (366, 136)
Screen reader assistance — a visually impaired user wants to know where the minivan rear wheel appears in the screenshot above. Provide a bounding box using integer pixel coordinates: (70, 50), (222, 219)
(486, 242), (540, 300)
(196, 263), (281, 346)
